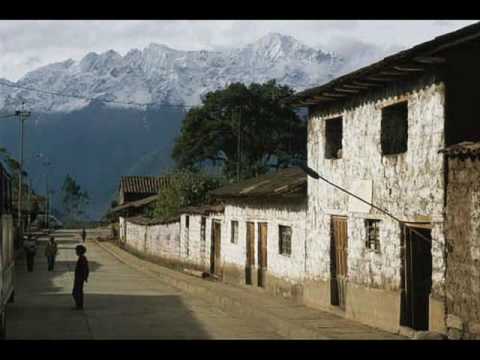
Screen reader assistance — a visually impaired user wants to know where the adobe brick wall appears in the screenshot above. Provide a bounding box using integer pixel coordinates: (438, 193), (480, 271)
(445, 157), (480, 339)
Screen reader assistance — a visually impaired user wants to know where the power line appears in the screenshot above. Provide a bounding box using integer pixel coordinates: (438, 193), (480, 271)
(0, 80), (197, 110)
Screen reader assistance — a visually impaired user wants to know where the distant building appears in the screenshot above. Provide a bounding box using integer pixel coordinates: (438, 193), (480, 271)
(118, 176), (171, 205)
(205, 167), (307, 301)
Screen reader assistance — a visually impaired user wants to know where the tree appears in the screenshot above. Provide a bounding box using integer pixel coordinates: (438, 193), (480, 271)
(151, 169), (225, 219)
(172, 80), (307, 181)
(61, 174), (89, 223)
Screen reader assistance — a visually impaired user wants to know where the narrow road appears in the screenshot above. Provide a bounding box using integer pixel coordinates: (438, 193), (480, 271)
(6, 229), (282, 339)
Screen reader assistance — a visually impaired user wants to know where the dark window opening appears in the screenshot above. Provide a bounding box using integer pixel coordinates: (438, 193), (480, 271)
(185, 215), (189, 228)
(365, 219), (381, 252)
(325, 117), (343, 159)
(381, 101), (408, 155)
(279, 225), (292, 256)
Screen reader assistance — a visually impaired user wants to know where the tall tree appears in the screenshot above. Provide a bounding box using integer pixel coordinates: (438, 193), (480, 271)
(172, 80), (306, 180)
(151, 169), (225, 219)
(61, 174), (89, 223)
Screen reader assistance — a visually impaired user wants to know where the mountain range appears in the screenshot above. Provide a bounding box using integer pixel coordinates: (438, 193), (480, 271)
(0, 33), (371, 219)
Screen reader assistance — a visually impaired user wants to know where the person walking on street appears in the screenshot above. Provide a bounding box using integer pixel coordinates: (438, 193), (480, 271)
(72, 245), (89, 310)
(45, 237), (58, 271)
(81, 228), (87, 243)
(23, 235), (37, 272)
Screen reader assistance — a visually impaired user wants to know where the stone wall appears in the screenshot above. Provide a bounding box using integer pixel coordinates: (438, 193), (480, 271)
(306, 79), (447, 332)
(445, 157), (480, 339)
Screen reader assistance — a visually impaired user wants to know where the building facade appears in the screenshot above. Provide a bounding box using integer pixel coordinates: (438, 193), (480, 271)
(286, 22), (480, 335)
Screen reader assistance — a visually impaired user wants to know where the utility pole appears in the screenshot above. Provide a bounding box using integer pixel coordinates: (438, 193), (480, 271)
(15, 104), (31, 237)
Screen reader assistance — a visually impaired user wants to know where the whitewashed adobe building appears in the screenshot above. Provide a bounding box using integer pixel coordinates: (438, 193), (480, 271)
(284, 22), (480, 335)
(208, 167), (307, 301)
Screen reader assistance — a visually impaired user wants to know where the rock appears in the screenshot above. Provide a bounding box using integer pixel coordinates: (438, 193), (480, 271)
(468, 321), (480, 336)
(446, 314), (464, 330)
(447, 328), (463, 340)
(414, 331), (447, 340)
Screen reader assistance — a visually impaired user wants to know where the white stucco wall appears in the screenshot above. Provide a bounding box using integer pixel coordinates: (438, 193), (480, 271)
(307, 81), (446, 294)
(121, 217), (181, 261)
(221, 199), (307, 283)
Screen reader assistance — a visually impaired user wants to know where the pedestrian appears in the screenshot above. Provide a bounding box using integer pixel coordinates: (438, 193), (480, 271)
(81, 228), (87, 243)
(23, 235), (37, 272)
(72, 245), (89, 310)
(44, 236), (58, 271)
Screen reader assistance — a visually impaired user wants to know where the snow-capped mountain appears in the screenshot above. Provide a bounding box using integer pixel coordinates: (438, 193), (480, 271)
(0, 33), (343, 112)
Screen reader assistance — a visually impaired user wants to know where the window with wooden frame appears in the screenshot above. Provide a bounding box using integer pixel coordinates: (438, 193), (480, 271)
(279, 225), (292, 256)
(365, 219), (381, 252)
(231, 220), (239, 244)
(381, 101), (408, 155)
(325, 116), (343, 159)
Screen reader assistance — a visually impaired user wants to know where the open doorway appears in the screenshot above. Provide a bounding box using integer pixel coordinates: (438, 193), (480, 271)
(401, 224), (432, 330)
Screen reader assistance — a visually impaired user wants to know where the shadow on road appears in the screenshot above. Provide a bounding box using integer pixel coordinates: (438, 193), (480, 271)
(9, 230), (212, 339)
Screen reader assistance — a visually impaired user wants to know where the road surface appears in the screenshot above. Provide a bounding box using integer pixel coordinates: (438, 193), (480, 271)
(6, 229), (282, 339)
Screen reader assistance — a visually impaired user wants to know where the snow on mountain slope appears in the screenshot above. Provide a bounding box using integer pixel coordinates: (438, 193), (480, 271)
(0, 33), (344, 113)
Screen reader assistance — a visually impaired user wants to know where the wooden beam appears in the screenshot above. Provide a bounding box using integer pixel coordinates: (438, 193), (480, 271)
(322, 92), (349, 98)
(413, 56), (446, 64)
(352, 80), (383, 88)
(343, 84), (369, 90)
(366, 76), (397, 82)
(393, 65), (425, 72)
(312, 95), (337, 101)
(379, 70), (408, 76)
(334, 88), (360, 94)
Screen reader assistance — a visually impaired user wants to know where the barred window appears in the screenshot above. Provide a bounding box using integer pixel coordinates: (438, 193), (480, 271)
(365, 219), (381, 252)
(279, 225), (292, 256)
(231, 220), (239, 244)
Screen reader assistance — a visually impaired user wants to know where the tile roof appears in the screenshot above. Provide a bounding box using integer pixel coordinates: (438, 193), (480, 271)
(209, 167), (307, 199)
(440, 141), (480, 158)
(110, 194), (158, 214)
(180, 204), (225, 216)
(120, 176), (171, 194)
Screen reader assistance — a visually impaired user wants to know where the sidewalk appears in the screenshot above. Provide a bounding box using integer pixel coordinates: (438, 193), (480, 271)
(96, 240), (405, 340)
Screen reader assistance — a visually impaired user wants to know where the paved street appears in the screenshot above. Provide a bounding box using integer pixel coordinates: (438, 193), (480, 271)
(6, 229), (282, 339)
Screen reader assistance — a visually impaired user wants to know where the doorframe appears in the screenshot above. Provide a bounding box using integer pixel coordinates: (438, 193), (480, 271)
(245, 221), (255, 285)
(210, 219), (222, 277)
(257, 222), (268, 288)
(330, 215), (348, 309)
(400, 222), (433, 330)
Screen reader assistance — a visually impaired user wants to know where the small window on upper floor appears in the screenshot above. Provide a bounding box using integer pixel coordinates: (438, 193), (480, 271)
(381, 101), (408, 155)
(325, 117), (343, 159)
(185, 215), (190, 229)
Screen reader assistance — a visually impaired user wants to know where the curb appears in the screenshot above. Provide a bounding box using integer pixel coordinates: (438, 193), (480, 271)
(95, 240), (331, 339)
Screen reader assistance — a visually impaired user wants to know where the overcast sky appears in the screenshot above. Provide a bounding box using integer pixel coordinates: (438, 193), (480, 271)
(0, 20), (477, 81)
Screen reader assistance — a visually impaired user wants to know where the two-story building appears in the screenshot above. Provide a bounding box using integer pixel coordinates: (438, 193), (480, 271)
(284, 22), (480, 336)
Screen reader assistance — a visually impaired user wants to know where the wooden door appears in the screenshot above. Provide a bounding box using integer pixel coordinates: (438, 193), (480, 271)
(257, 223), (268, 287)
(330, 216), (348, 309)
(210, 220), (222, 276)
(403, 225), (432, 330)
(245, 222), (255, 285)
